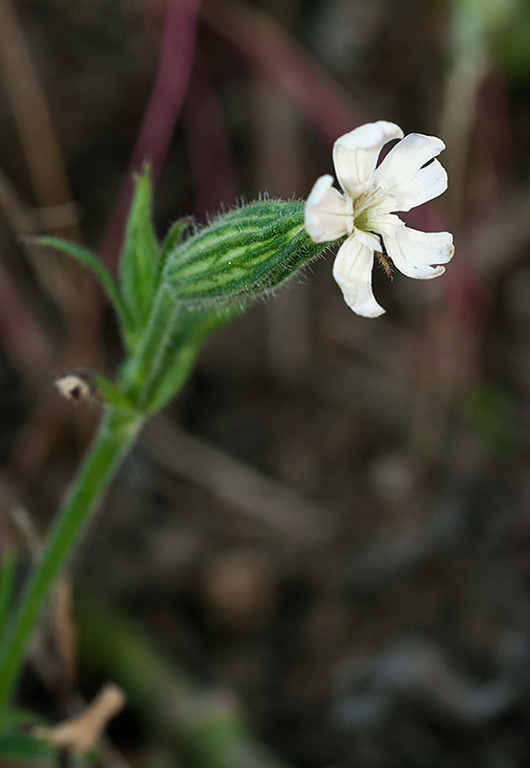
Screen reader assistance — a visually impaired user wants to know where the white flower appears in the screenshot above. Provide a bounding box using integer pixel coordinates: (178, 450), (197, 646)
(304, 121), (454, 317)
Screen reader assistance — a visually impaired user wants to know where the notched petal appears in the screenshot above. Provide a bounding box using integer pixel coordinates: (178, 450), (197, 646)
(380, 219), (454, 280)
(332, 235), (385, 317)
(304, 174), (350, 243)
(379, 159), (448, 212)
(375, 133), (446, 185)
(333, 121), (404, 196)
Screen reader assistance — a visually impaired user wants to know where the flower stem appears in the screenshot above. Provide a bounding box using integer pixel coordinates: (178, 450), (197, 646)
(0, 405), (144, 717)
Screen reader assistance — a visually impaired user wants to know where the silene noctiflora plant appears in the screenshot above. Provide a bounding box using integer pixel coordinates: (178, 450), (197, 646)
(0, 122), (453, 754)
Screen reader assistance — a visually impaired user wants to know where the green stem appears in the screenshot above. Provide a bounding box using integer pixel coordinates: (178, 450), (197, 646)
(0, 406), (144, 717)
(118, 284), (177, 407)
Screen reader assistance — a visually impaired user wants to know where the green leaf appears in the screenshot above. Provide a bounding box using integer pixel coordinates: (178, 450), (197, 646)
(142, 303), (238, 413)
(89, 374), (139, 413)
(0, 730), (52, 764)
(0, 714), (53, 766)
(32, 237), (133, 347)
(0, 729), (96, 765)
(0, 548), (17, 634)
(160, 217), (194, 263)
(0, 709), (47, 729)
(119, 164), (160, 331)
(117, 278), (238, 413)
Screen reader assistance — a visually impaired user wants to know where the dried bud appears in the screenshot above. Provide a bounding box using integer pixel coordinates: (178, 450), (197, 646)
(55, 373), (93, 402)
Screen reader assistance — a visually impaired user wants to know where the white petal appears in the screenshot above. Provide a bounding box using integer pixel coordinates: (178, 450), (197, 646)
(376, 133), (445, 180)
(332, 121), (404, 197)
(305, 174), (350, 243)
(374, 133), (448, 212)
(378, 159), (448, 213)
(379, 217), (454, 280)
(332, 232), (385, 317)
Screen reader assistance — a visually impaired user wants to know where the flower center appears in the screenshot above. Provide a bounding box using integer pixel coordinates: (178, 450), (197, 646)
(351, 184), (385, 233)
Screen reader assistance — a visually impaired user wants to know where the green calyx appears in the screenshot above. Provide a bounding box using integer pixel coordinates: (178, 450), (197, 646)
(163, 198), (327, 305)
(35, 167), (331, 414)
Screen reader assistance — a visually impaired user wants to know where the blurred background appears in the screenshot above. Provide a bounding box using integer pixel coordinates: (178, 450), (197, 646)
(1, 0), (530, 766)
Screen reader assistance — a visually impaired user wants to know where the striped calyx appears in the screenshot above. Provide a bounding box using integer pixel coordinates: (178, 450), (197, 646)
(163, 199), (329, 305)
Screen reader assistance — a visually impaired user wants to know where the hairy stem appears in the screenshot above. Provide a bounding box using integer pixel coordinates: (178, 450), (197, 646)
(0, 406), (144, 716)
